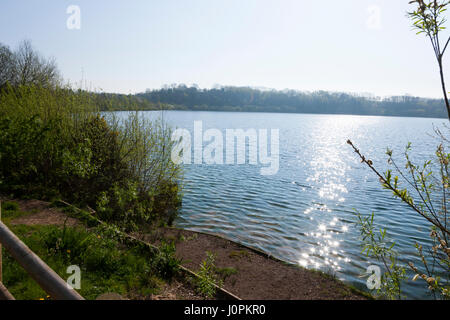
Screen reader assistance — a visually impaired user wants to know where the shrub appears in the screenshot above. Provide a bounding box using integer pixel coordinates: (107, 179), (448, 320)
(150, 241), (182, 280)
(0, 84), (182, 230)
(193, 252), (223, 298)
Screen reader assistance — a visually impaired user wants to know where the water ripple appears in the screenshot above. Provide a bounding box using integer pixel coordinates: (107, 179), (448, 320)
(136, 111), (445, 299)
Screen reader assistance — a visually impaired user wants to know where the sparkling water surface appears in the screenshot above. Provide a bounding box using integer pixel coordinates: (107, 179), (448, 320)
(122, 110), (447, 299)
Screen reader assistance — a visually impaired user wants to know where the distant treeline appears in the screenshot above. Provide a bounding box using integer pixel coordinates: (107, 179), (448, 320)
(91, 92), (159, 111)
(136, 85), (447, 118)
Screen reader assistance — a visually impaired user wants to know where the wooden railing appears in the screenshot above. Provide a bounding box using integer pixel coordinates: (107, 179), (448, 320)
(0, 201), (83, 300)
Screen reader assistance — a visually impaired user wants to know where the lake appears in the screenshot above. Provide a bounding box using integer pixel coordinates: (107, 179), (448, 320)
(137, 110), (447, 299)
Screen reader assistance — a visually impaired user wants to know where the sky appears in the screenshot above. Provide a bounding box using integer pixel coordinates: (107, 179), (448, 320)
(0, 0), (449, 98)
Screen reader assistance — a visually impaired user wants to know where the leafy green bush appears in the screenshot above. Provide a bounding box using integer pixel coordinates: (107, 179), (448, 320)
(0, 84), (182, 230)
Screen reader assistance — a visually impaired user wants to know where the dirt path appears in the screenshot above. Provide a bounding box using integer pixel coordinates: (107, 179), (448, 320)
(9, 199), (80, 227)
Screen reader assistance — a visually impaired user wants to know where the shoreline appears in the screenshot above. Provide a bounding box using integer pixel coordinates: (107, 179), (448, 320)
(1, 198), (371, 300)
(142, 227), (371, 300)
(110, 107), (448, 121)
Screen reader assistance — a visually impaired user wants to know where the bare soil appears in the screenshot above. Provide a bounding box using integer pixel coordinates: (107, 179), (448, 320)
(9, 199), (80, 227)
(127, 279), (205, 300)
(141, 228), (369, 300)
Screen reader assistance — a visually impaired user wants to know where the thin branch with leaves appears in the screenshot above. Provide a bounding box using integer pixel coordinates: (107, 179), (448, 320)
(348, 136), (450, 299)
(408, 0), (450, 120)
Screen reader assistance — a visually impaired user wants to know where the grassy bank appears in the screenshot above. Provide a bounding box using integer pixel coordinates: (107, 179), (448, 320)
(0, 200), (187, 300)
(1, 199), (372, 300)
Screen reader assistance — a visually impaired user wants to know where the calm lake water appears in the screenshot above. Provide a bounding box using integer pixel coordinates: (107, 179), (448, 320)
(136, 110), (447, 299)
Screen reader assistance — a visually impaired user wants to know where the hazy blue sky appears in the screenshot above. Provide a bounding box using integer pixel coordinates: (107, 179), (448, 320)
(0, 0), (448, 98)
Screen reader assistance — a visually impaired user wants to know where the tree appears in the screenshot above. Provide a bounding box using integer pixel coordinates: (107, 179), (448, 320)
(137, 85), (447, 118)
(0, 40), (61, 88)
(13, 40), (61, 87)
(408, 0), (450, 120)
(0, 44), (14, 88)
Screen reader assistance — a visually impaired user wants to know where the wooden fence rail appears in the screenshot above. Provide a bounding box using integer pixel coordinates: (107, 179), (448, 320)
(0, 201), (84, 300)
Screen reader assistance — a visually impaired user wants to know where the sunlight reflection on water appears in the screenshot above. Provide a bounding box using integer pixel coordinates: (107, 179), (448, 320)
(131, 110), (446, 299)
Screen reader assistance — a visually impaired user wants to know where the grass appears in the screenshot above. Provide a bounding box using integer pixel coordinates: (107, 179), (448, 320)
(228, 249), (250, 260)
(0, 202), (181, 300)
(1, 201), (33, 222)
(216, 267), (238, 281)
